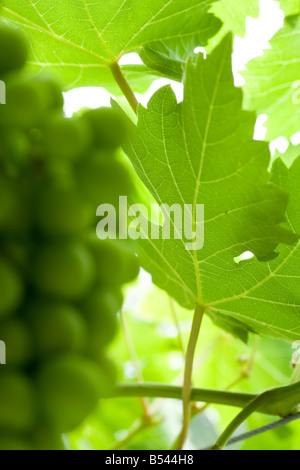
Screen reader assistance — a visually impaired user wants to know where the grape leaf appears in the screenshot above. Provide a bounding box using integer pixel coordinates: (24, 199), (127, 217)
(211, 0), (259, 38)
(205, 0), (259, 53)
(123, 34), (300, 341)
(274, 143), (300, 168)
(242, 15), (300, 141)
(0, 0), (221, 93)
(140, 0), (258, 81)
(280, 0), (300, 16)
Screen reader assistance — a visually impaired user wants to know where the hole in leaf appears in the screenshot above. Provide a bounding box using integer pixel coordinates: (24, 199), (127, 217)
(234, 251), (254, 264)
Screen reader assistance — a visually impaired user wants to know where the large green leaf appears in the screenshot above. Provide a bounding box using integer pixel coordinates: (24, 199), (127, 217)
(123, 35), (300, 341)
(0, 0), (221, 93)
(242, 15), (300, 141)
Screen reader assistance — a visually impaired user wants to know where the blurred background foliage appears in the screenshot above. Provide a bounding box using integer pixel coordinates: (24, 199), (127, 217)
(68, 271), (299, 450)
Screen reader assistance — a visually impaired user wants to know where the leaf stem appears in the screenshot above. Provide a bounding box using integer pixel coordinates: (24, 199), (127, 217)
(110, 62), (139, 114)
(174, 304), (205, 449)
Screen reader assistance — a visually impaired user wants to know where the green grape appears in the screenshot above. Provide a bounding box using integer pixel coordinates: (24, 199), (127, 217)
(35, 186), (94, 236)
(35, 76), (64, 112)
(1, 241), (30, 273)
(28, 301), (87, 357)
(0, 257), (24, 318)
(0, 176), (17, 228)
(31, 426), (65, 451)
(0, 372), (36, 431)
(0, 128), (30, 170)
(83, 107), (127, 149)
(0, 435), (32, 451)
(3, 183), (33, 238)
(3, 78), (45, 129)
(89, 238), (139, 286)
(37, 355), (112, 433)
(3, 76), (63, 129)
(0, 52), (136, 448)
(95, 354), (117, 384)
(44, 116), (91, 161)
(118, 240), (140, 284)
(0, 318), (32, 365)
(33, 242), (95, 300)
(83, 287), (123, 352)
(76, 154), (133, 207)
(0, 22), (28, 75)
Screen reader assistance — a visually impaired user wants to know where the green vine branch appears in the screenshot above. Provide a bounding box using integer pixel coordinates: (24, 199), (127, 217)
(110, 381), (300, 418)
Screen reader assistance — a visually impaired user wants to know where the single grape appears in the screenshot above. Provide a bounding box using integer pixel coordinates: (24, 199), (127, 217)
(0, 435), (32, 451)
(3, 78), (45, 129)
(0, 22), (28, 75)
(83, 287), (123, 352)
(31, 426), (65, 451)
(35, 186), (94, 236)
(89, 238), (139, 286)
(0, 372), (36, 431)
(27, 300), (87, 357)
(0, 176), (17, 228)
(0, 128), (30, 170)
(76, 155), (133, 207)
(0, 257), (24, 318)
(35, 76), (64, 111)
(3, 76), (63, 129)
(37, 355), (112, 432)
(1, 241), (30, 273)
(83, 107), (127, 149)
(44, 116), (91, 161)
(32, 242), (95, 300)
(0, 318), (32, 365)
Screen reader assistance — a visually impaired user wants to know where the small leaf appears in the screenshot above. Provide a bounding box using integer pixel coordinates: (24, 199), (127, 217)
(242, 15), (300, 141)
(206, 0), (259, 52)
(274, 144), (300, 168)
(280, 0), (300, 16)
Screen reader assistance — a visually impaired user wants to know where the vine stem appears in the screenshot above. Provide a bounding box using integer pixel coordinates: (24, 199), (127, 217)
(211, 391), (275, 450)
(174, 304), (205, 450)
(110, 62), (139, 114)
(211, 381), (300, 450)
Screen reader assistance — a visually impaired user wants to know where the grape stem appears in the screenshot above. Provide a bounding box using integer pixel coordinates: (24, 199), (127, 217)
(174, 304), (205, 450)
(110, 62), (139, 114)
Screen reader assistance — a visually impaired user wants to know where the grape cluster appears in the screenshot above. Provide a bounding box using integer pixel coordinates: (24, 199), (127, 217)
(0, 21), (139, 450)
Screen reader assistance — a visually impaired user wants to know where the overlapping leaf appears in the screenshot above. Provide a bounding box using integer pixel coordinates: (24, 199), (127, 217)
(211, 0), (259, 38)
(274, 143), (300, 168)
(0, 0), (221, 93)
(141, 0), (259, 81)
(280, 0), (300, 16)
(205, 0), (259, 52)
(123, 35), (300, 341)
(243, 15), (300, 141)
